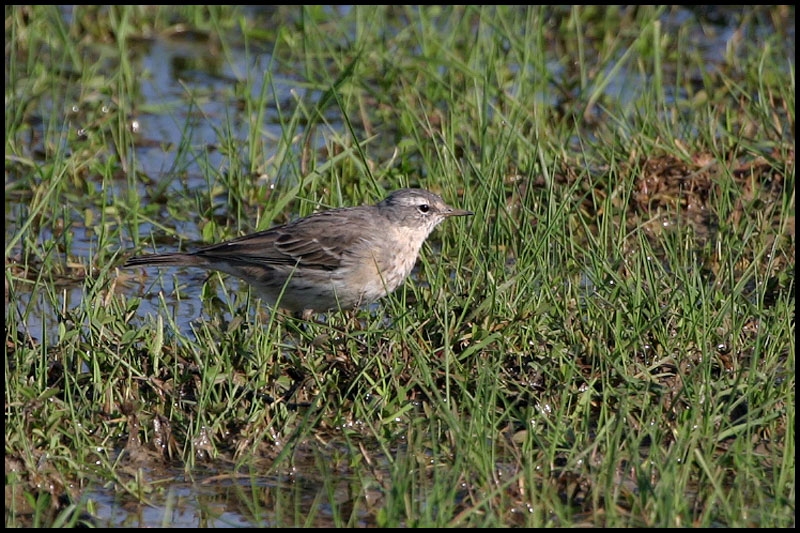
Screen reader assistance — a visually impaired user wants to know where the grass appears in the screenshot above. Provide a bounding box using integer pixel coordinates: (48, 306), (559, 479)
(5, 5), (795, 528)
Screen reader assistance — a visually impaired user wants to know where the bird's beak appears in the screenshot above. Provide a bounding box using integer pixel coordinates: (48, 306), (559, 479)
(447, 208), (474, 217)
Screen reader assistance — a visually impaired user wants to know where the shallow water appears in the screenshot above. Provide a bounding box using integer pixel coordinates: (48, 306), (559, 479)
(13, 5), (786, 346)
(6, 6), (793, 527)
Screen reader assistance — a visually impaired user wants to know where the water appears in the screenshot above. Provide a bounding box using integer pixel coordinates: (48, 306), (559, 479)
(6, 6), (793, 527)
(13, 5), (790, 345)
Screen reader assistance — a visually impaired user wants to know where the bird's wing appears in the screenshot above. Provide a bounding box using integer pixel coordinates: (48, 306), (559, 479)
(191, 208), (378, 272)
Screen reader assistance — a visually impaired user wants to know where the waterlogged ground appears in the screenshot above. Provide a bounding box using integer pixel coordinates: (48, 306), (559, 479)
(5, 6), (794, 528)
(11, 4), (788, 350)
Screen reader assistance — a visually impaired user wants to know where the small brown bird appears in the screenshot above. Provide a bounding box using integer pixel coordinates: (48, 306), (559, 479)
(123, 188), (472, 315)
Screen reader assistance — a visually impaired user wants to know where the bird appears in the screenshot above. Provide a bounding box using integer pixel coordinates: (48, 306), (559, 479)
(123, 188), (473, 316)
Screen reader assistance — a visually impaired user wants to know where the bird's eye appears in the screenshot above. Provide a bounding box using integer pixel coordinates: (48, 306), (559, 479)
(418, 204), (430, 213)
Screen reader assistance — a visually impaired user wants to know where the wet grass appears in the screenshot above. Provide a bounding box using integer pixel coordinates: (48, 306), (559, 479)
(5, 5), (795, 528)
